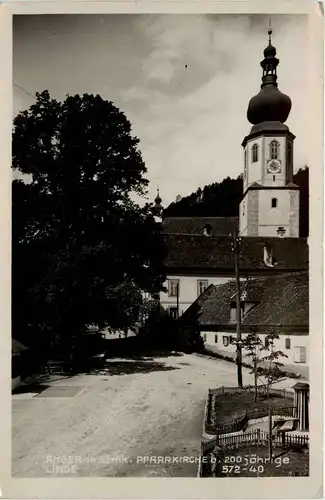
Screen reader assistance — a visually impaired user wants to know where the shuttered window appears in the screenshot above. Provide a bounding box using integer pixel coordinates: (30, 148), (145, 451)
(285, 338), (291, 350)
(168, 279), (179, 297)
(294, 346), (307, 363)
(197, 280), (209, 297)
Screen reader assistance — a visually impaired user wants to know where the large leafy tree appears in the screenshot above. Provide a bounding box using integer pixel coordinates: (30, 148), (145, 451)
(12, 91), (166, 352)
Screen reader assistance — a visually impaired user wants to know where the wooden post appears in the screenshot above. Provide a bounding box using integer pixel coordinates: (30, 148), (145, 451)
(268, 408), (273, 462)
(233, 231), (243, 388)
(176, 282), (180, 319)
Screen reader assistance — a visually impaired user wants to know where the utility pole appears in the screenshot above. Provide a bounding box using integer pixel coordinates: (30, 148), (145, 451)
(232, 231), (243, 388)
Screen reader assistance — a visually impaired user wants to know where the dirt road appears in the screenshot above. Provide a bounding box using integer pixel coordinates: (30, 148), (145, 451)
(12, 353), (291, 477)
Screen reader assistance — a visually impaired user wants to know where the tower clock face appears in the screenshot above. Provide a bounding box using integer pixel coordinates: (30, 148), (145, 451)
(267, 159), (282, 174)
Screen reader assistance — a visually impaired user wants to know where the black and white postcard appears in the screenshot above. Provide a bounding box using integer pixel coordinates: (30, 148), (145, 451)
(1, 1), (323, 499)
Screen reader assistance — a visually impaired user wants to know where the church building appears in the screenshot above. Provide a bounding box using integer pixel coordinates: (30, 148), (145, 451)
(156, 28), (309, 377)
(239, 27), (299, 238)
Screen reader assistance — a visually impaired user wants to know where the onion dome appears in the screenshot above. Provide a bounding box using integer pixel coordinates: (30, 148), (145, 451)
(247, 28), (292, 125)
(153, 187), (163, 219)
(154, 188), (162, 206)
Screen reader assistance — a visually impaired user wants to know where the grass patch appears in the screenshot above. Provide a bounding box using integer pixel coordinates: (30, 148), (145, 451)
(211, 392), (294, 426)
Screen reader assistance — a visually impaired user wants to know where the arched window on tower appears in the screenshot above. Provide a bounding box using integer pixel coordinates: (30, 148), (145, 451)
(252, 143), (259, 163)
(270, 140), (280, 159)
(271, 198), (277, 208)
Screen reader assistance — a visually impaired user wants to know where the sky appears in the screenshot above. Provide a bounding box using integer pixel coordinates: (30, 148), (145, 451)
(13, 14), (309, 206)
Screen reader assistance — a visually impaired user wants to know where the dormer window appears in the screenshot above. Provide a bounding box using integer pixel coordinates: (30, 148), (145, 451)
(252, 143), (259, 163)
(270, 140), (280, 160)
(230, 301), (244, 322)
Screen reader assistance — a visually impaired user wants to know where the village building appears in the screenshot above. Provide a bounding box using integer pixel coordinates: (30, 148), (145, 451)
(179, 271), (308, 378)
(156, 28), (309, 378)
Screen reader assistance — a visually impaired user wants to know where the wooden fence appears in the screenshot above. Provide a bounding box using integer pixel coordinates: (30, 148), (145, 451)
(209, 385), (293, 399)
(202, 429), (309, 453)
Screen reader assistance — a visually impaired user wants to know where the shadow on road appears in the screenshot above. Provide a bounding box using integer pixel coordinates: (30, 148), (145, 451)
(87, 360), (181, 376)
(12, 383), (50, 395)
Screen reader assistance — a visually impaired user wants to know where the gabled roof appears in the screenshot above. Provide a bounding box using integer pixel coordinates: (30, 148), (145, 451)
(163, 234), (308, 273)
(180, 271), (309, 328)
(161, 217), (238, 236)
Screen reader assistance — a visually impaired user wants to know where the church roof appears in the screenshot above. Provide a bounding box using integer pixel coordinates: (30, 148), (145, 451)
(180, 271), (308, 329)
(247, 28), (292, 126)
(163, 234), (308, 273)
(161, 217), (238, 236)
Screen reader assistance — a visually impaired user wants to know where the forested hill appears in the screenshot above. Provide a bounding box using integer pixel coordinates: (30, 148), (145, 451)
(164, 167), (309, 238)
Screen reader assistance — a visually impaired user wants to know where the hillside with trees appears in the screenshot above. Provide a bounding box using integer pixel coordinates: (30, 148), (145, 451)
(164, 167), (309, 238)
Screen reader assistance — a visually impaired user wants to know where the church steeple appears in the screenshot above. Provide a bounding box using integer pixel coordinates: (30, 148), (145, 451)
(261, 25), (278, 86)
(247, 25), (292, 126)
(153, 187), (164, 220)
(239, 25), (299, 239)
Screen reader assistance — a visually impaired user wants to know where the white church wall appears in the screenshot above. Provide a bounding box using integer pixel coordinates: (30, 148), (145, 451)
(289, 189), (300, 237)
(246, 136), (264, 188)
(258, 189), (292, 237)
(239, 198), (248, 235)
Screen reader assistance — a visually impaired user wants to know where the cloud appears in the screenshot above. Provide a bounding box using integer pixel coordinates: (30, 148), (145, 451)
(13, 14), (309, 205)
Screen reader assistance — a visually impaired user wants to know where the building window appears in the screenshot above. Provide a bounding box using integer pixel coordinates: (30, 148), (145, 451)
(168, 279), (179, 297)
(203, 334), (207, 342)
(294, 346), (307, 363)
(285, 338), (291, 350)
(197, 280), (209, 297)
(264, 337), (270, 349)
(168, 307), (178, 319)
(270, 140), (280, 159)
(271, 198), (277, 208)
(223, 336), (229, 347)
(214, 334), (218, 343)
(252, 143), (259, 163)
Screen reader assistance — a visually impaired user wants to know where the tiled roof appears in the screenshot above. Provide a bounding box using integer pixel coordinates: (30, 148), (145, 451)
(161, 217), (238, 236)
(180, 271), (309, 328)
(163, 234), (308, 272)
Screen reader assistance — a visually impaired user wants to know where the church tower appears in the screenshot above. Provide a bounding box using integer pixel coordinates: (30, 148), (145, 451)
(239, 27), (299, 238)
